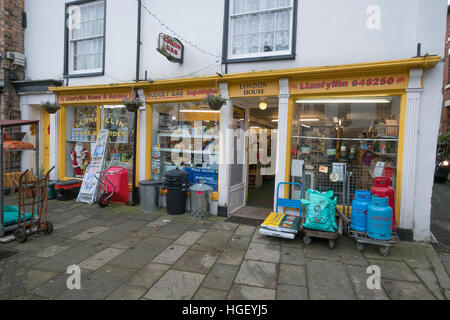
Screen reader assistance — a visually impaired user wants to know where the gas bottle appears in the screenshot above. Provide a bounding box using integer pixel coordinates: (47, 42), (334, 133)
(370, 177), (396, 231)
(367, 196), (392, 240)
(350, 190), (371, 232)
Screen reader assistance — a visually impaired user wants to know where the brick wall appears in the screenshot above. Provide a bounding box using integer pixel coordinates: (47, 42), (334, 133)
(0, 0), (25, 120)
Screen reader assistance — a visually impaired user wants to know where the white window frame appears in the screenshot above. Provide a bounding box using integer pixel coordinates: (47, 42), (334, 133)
(67, 0), (105, 75)
(227, 0), (294, 61)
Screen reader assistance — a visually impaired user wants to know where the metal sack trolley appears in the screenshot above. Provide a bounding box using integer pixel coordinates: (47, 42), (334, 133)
(348, 228), (399, 257)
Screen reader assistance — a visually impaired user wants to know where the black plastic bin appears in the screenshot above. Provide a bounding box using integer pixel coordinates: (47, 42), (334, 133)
(162, 168), (189, 215)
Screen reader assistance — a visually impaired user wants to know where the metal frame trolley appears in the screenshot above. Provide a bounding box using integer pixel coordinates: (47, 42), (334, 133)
(348, 228), (399, 257)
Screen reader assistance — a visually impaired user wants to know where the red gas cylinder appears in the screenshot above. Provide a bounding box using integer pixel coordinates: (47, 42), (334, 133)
(103, 167), (129, 203)
(370, 177), (396, 231)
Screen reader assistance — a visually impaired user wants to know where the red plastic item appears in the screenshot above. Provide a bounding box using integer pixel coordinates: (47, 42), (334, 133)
(370, 177), (396, 231)
(103, 167), (129, 203)
(382, 166), (394, 179)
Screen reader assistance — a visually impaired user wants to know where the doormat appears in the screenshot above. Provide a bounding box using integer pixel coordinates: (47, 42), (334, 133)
(0, 249), (18, 261)
(225, 216), (264, 227)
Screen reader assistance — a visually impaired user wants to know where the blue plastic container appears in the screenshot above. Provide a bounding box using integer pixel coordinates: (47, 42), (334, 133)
(367, 196), (393, 240)
(350, 190), (371, 232)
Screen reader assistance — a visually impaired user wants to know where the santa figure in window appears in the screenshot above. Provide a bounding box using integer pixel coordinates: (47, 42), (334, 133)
(71, 142), (90, 178)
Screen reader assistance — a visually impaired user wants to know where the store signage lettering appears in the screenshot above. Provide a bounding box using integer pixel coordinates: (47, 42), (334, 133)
(104, 118), (125, 128)
(59, 93), (132, 103)
(148, 88), (219, 101)
(290, 74), (408, 94)
(157, 33), (184, 63)
(75, 116), (96, 128)
(240, 82), (268, 95)
(229, 80), (279, 97)
(233, 106), (245, 119)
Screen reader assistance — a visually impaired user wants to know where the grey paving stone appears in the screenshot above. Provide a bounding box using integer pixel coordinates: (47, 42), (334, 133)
(304, 241), (342, 261)
(193, 288), (228, 300)
(142, 270), (205, 300)
(53, 214), (90, 230)
(414, 268), (446, 300)
(445, 289), (450, 300)
(127, 263), (170, 288)
(227, 284), (276, 300)
(187, 221), (214, 232)
(337, 237), (369, 266)
(440, 253), (450, 276)
(202, 264), (239, 291)
(106, 284), (147, 300)
(245, 242), (280, 263)
(152, 245), (190, 265)
(279, 237), (304, 249)
(235, 260), (278, 289)
(173, 249), (219, 274)
(252, 229), (281, 245)
(34, 245), (69, 258)
(279, 264), (306, 287)
(426, 247), (450, 289)
(382, 279), (436, 300)
(226, 235), (252, 251)
(108, 237), (173, 269)
(391, 243), (432, 269)
(192, 230), (234, 252)
(32, 269), (93, 298)
(362, 244), (402, 261)
(71, 226), (110, 241)
(150, 221), (193, 240)
(217, 249), (246, 266)
(306, 259), (356, 300)
(174, 231), (204, 246)
(79, 247), (126, 270)
(367, 259), (420, 282)
(25, 269), (59, 291)
(234, 225), (256, 237)
(276, 284), (308, 300)
(110, 236), (143, 250)
(211, 221), (239, 232)
(94, 220), (146, 241)
(280, 246), (305, 265)
(345, 265), (389, 300)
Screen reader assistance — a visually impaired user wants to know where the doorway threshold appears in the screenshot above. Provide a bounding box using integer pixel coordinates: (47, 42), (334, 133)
(225, 206), (272, 226)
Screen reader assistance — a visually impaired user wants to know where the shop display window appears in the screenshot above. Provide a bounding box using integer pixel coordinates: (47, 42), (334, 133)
(289, 96), (401, 202)
(151, 102), (220, 191)
(65, 106), (97, 178)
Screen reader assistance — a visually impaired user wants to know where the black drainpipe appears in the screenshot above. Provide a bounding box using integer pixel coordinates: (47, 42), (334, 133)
(132, 0), (142, 205)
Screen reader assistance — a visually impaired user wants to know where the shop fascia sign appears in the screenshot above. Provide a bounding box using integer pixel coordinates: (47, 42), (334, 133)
(157, 33), (184, 64)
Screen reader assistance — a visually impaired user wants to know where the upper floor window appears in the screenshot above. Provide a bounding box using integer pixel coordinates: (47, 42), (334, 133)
(65, 0), (105, 76)
(224, 0), (296, 62)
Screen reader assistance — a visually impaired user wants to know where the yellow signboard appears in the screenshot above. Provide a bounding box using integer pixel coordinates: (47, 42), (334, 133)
(290, 73), (409, 95)
(147, 87), (219, 102)
(58, 92), (133, 104)
(229, 80), (279, 97)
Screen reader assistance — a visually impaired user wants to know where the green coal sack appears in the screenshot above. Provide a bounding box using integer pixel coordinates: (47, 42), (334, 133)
(301, 189), (338, 233)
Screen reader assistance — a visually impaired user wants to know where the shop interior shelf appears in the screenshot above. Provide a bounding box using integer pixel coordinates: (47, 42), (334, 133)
(3, 148), (37, 152)
(159, 148), (218, 155)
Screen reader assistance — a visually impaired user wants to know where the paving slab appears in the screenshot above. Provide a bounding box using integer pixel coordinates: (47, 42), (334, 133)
(226, 235), (252, 251)
(252, 229), (281, 245)
(34, 245), (70, 258)
(106, 284), (147, 300)
(202, 264), (239, 291)
(414, 268), (446, 300)
(227, 284), (276, 300)
(25, 269), (60, 291)
(280, 246), (305, 265)
(193, 287), (228, 300)
(211, 221), (240, 232)
(79, 247), (126, 270)
(278, 264), (306, 287)
(152, 245), (190, 265)
(306, 259), (356, 300)
(127, 263), (170, 289)
(425, 247), (450, 289)
(245, 242), (280, 263)
(192, 230), (234, 252)
(71, 226), (110, 241)
(32, 269), (93, 298)
(110, 236), (143, 250)
(174, 231), (204, 246)
(367, 259), (420, 282)
(234, 225), (256, 237)
(150, 221), (193, 240)
(382, 279), (436, 300)
(217, 249), (246, 266)
(276, 284), (308, 300)
(345, 265), (389, 300)
(304, 242), (342, 261)
(390, 243), (432, 269)
(143, 270), (205, 300)
(235, 260), (278, 289)
(173, 249), (219, 274)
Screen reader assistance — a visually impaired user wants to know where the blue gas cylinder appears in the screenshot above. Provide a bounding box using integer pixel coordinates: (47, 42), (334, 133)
(350, 190), (371, 232)
(367, 196), (392, 240)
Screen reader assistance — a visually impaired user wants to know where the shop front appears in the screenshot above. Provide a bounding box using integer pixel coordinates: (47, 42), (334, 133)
(49, 56), (441, 240)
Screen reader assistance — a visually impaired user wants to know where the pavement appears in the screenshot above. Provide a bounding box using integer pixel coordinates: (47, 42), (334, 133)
(0, 194), (449, 300)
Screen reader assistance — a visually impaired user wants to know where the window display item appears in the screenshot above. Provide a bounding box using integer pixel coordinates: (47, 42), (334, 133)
(301, 189), (338, 233)
(55, 180), (82, 201)
(367, 196), (392, 240)
(350, 190), (371, 232)
(370, 177), (396, 231)
(70, 142), (91, 178)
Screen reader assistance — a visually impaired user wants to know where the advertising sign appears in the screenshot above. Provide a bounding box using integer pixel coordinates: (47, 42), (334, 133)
(157, 33), (184, 63)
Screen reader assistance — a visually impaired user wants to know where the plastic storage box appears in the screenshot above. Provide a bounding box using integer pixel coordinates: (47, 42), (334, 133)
(54, 180), (82, 201)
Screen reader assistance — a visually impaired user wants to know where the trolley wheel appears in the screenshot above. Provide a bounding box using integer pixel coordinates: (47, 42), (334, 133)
(97, 193), (111, 208)
(379, 246), (390, 257)
(328, 240), (335, 249)
(14, 229), (27, 243)
(303, 236), (312, 245)
(43, 221), (53, 235)
(356, 243), (364, 252)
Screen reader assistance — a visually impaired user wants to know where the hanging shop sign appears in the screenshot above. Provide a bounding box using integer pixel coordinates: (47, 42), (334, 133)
(58, 92), (133, 104)
(290, 73), (409, 94)
(229, 80), (279, 97)
(233, 106), (245, 119)
(147, 87), (219, 102)
(157, 33), (184, 64)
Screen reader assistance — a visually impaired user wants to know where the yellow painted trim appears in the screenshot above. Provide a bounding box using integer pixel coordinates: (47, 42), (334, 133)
(136, 110), (140, 186)
(146, 103), (152, 180)
(395, 93), (407, 227)
(96, 105), (101, 134)
(58, 106), (66, 180)
(211, 192), (219, 201)
(43, 111), (50, 173)
(284, 97), (294, 197)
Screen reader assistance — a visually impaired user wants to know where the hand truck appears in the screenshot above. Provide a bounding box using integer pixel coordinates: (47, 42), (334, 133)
(348, 228), (399, 257)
